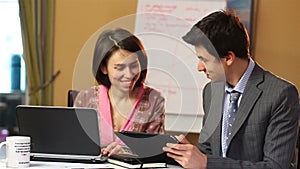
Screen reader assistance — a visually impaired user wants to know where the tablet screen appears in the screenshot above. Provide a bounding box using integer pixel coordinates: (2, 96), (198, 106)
(115, 131), (179, 159)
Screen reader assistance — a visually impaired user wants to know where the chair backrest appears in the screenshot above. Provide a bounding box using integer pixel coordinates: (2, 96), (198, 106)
(297, 99), (300, 169)
(297, 121), (300, 169)
(67, 90), (79, 107)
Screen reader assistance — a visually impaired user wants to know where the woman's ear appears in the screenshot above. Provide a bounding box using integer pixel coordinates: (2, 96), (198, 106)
(100, 64), (107, 74)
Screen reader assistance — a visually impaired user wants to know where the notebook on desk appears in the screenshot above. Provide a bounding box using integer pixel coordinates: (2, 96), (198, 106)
(107, 131), (180, 168)
(16, 105), (107, 163)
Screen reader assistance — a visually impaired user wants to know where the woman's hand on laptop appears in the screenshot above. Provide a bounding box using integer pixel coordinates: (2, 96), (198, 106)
(101, 142), (132, 157)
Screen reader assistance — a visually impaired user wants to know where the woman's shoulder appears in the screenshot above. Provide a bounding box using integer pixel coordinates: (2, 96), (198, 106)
(74, 86), (100, 108)
(76, 86), (100, 98)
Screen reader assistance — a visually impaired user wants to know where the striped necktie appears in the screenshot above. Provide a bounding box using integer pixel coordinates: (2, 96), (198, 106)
(222, 91), (241, 156)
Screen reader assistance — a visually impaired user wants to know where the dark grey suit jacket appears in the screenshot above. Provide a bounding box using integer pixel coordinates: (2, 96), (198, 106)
(198, 64), (300, 169)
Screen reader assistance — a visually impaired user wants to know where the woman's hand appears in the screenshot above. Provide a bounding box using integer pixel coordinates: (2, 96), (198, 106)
(101, 142), (132, 157)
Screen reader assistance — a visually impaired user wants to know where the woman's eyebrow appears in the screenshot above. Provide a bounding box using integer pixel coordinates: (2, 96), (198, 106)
(114, 63), (124, 66)
(130, 60), (138, 65)
(114, 60), (138, 66)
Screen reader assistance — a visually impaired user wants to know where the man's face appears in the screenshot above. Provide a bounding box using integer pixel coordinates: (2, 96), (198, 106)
(195, 45), (225, 82)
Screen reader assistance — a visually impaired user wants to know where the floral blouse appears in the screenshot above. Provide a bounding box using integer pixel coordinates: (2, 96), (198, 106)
(73, 85), (165, 145)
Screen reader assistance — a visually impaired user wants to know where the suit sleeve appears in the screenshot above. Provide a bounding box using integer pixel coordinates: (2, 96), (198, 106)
(198, 83), (213, 155)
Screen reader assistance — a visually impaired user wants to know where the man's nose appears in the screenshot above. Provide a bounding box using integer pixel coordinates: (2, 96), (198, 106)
(198, 60), (206, 72)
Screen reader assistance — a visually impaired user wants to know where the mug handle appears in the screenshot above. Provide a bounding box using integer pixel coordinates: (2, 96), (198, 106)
(0, 141), (7, 163)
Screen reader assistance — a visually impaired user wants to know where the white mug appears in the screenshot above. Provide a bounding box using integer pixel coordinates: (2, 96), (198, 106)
(0, 136), (30, 168)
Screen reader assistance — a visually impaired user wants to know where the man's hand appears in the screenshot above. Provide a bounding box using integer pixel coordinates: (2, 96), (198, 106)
(163, 134), (207, 169)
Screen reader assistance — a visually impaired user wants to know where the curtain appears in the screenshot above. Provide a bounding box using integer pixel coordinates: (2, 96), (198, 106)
(18, 0), (58, 105)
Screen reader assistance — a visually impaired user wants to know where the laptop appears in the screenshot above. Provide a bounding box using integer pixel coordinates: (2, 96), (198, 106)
(16, 105), (107, 163)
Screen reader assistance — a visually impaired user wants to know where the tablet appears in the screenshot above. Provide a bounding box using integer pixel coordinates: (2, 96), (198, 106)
(114, 131), (179, 165)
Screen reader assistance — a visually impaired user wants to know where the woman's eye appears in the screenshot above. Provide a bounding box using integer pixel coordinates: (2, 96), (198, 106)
(115, 65), (125, 71)
(130, 63), (139, 69)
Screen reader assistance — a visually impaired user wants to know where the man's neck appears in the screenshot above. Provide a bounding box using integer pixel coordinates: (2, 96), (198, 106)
(226, 58), (249, 87)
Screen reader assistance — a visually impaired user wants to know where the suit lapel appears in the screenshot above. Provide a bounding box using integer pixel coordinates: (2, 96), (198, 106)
(199, 64), (265, 155)
(228, 65), (264, 144)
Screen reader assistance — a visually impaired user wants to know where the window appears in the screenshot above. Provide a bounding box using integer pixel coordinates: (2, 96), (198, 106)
(0, 0), (25, 93)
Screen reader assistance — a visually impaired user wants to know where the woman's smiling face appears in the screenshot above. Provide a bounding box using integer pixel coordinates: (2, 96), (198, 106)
(102, 49), (141, 92)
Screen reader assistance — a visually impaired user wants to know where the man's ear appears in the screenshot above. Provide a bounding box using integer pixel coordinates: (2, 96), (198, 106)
(223, 51), (236, 66)
(100, 64), (107, 74)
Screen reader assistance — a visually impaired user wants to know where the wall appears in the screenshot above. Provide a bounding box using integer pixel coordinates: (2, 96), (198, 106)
(253, 0), (300, 90)
(53, 0), (138, 106)
(53, 0), (300, 144)
(54, 0), (300, 106)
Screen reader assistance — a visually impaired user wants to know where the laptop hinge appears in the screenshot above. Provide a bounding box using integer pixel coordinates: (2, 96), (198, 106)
(31, 153), (101, 161)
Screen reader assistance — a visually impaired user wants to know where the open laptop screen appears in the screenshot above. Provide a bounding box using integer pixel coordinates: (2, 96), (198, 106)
(16, 105), (101, 158)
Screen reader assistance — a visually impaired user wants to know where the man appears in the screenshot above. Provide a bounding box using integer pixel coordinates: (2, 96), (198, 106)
(163, 10), (299, 169)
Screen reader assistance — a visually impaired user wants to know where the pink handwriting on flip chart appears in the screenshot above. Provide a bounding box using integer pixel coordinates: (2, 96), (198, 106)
(135, 0), (225, 115)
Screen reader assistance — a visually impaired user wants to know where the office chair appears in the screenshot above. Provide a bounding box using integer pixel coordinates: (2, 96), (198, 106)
(67, 90), (79, 107)
(297, 99), (300, 169)
(297, 121), (300, 169)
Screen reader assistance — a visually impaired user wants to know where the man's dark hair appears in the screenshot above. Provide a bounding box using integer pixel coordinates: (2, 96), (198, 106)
(182, 10), (250, 59)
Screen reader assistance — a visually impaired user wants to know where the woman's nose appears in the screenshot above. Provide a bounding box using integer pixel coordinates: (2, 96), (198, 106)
(124, 67), (135, 78)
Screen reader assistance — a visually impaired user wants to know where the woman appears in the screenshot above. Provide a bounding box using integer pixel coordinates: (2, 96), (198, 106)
(74, 28), (165, 156)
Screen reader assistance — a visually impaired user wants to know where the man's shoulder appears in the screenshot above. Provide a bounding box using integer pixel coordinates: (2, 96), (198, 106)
(253, 66), (299, 101)
(263, 69), (296, 89)
(251, 64), (296, 89)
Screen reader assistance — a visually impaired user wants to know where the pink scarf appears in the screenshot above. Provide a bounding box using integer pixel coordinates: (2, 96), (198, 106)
(98, 85), (144, 146)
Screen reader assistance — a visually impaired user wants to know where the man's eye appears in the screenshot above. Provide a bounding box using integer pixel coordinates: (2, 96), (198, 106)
(198, 57), (207, 62)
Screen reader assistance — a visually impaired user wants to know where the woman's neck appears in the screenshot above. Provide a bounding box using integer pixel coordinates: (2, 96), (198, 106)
(108, 87), (140, 127)
(108, 86), (139, 102)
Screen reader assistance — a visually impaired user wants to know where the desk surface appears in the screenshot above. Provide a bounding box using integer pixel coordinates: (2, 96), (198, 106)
(0, 161), (120, 169)
(0, 160), (182, 169)
(0, 143), (181, 168)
